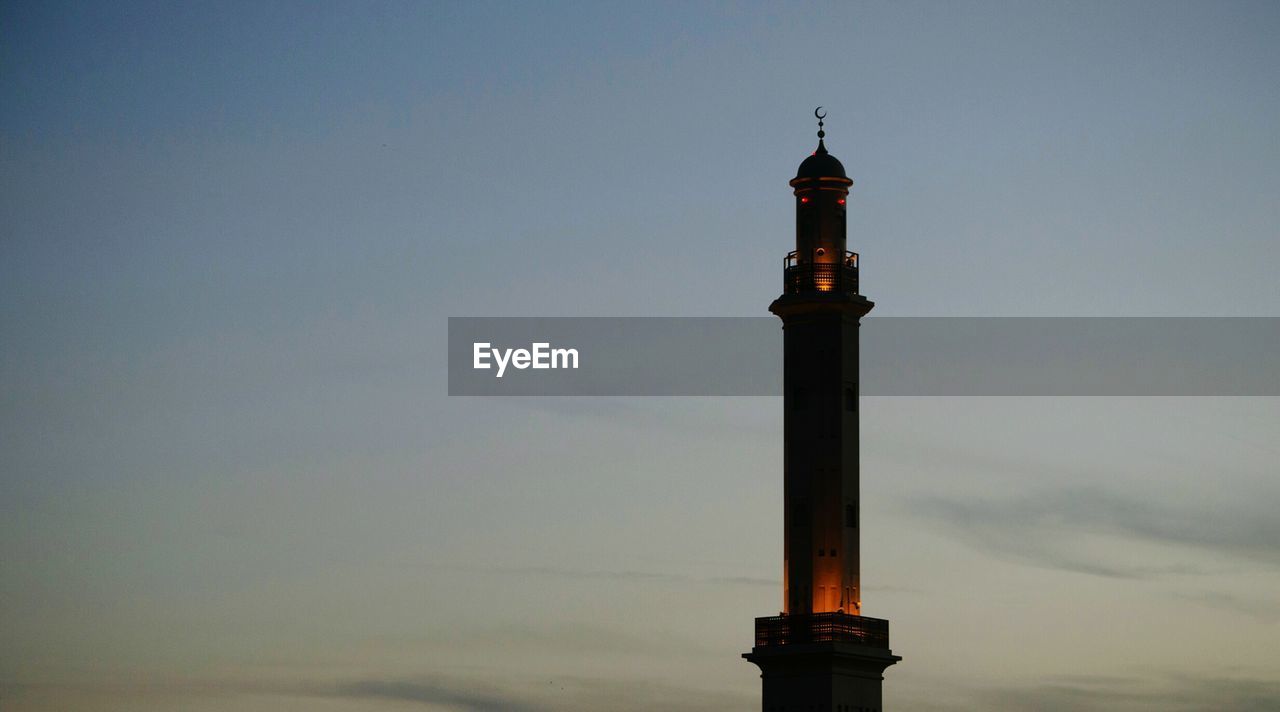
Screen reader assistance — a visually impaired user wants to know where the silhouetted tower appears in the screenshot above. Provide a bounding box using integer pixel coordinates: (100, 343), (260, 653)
(744, 110), (901, 711)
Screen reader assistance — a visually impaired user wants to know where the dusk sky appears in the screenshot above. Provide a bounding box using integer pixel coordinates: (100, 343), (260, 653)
(3, 2), (1279, 710)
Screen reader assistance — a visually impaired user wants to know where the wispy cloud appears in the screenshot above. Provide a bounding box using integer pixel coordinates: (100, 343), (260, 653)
(1172, 590), (1280, 622)
(321, 674), (752, 712)
(2, 673), (749, 712)
(416, 619), (721, 657)
(542, 676), (753, 712)
(332, 679), (547, 711)
(974, 673), (1280, 712)
(909, 485), (1280, 578)
(436, 562), (775, 587)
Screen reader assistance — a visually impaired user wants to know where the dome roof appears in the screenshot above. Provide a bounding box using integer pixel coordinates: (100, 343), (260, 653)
(795, 140), (847, 179)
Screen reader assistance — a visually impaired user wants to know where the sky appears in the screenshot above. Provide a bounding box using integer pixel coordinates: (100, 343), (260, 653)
(2, 1), (1279, 710)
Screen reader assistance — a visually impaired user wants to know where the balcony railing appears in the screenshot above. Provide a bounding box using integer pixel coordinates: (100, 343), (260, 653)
(754, 612), (889, 648)
(783, 250), (859, 295)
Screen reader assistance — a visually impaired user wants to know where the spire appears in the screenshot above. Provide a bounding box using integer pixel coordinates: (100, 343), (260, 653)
(815, 106), (827, 154)
(794, 107), (848, 181)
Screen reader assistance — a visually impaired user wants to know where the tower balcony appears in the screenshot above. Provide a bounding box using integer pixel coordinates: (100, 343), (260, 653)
(754, 612), (889, 649)
(783, 251), (859, 295)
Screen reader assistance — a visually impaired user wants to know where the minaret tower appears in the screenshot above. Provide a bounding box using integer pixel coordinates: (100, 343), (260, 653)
(744, 110), (901, 711)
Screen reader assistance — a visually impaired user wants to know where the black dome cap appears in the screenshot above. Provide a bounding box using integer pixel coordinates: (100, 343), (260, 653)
(795, 140), (847, 179)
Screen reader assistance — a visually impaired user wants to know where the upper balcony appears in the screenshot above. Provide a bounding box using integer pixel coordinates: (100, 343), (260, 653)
(783, 250), (859, 295)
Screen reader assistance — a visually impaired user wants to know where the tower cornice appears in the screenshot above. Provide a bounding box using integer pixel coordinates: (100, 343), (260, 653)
(769, 293), (875, 320)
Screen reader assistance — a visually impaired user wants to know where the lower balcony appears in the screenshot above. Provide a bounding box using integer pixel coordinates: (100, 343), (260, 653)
(753, 612), (889, 648)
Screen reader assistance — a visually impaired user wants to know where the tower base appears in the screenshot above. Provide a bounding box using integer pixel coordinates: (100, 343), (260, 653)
(744, 614), (900, 711)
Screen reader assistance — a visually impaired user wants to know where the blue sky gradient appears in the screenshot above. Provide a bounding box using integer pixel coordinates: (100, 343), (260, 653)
(3, 2), (1279, 710)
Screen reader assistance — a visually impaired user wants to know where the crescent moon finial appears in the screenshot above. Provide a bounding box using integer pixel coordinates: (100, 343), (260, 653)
(814, 106), (826, 120)
(814, 106), (826, 144)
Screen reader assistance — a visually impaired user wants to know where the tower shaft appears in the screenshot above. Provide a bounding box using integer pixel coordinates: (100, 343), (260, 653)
(780, 307), (865, 616)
